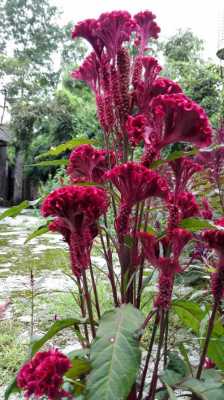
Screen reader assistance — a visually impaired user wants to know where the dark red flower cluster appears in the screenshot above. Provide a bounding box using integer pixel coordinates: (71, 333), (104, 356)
(126, 114), (147, 146)
(169, 157), (202, 193)
(151, 77), (182, 97)
(138, 228), (192, 309)
(17, 349), (71, 400)
(67, 144), (115, 183)
(71, 52), (99, 93)
(202, 218), (224, 303)
(41, 186), (109, 276)
(105, 162), (169, 236)
(202, 217), (224, 255)
(149, 93), (212, 150)
(133, 11), (160, 53)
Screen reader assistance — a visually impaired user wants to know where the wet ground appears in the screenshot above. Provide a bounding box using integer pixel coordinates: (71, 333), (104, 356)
(0, 208), (107, 395)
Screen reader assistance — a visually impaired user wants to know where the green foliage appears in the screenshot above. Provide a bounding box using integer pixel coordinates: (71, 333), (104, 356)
(163, 30), (223, 125)
(86, 304), (144, 400)
(0, 200), (29, 220)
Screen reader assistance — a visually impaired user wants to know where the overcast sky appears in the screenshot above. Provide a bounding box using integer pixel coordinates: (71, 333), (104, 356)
(54, 0), (224, 61)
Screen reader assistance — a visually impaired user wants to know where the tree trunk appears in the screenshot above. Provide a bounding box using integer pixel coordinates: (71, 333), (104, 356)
(13, 148), (25, 204)
(0, 145), (8, 205)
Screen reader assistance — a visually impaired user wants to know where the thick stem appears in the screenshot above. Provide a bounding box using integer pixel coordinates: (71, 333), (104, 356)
(147, 310), (166, 400)
(89, 261), (101, 319)
(164, 311), (169, 368)
(196, 301), (218, 379)
(137, 312), (160, 400)
(82, 270), (96, 338)
(99, 230), (119, 307)
(77, 278), (90, 346)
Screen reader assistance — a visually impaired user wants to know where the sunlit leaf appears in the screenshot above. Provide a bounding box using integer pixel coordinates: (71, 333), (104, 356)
(25, 224), (49, 243)
(0, 200), (29, 221)
(36, 138), (95, 160)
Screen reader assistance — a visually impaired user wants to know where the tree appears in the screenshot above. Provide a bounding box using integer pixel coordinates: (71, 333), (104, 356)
(0, 0), (62, 203)
(162, 30), (223, 126)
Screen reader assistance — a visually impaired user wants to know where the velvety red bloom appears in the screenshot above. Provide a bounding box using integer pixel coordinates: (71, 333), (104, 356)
(41, 186), (109, 276)
(149, 93), (212, 150)
(202, 218), (224, 302)
(200, 198), (213, 220)
(105, 162), (169, 204)
(202, 217), (224, 255)
(71, 52), (99, 93)
(170, 228), (192, 259)
(126, 114), (147, 146)
(133, 11), (160, 53)
(176, 191), (200, 219)
(105, 162), (169, 236)
(151, 77), (182, 97)
(97, 11), (134, 60)
(170, 157), (202, 192)
(138, 232), (185, 309)
(67, 144), (115, 183)
(134, 56), (162, 111)
(17, 349), (71, 400)
(72, 19), (103, 58)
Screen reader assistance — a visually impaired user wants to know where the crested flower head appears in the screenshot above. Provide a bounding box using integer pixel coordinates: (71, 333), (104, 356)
(67, 144), (115, 183)
(72, 18), (103, 58)
(41, 186), (108, 224)
(202, 217), (224, 255)
(41, 186), (109, 276)
(176, 191), (200, 220)
(133, 11), (160, 53)
(126, 114), (147, 146)
(200, 198), (213, 220)
(105, 162), (169, 205)
(17, 349), (71, 399)
(151, 77), (182, 97)
(71, 52), (99, 92)
(105, 162), (169, 236)
(97, 11), (134, 60)
(150, 93), (212, 149)
(170, 228), (192, 259)
(170, 157), (202, 192)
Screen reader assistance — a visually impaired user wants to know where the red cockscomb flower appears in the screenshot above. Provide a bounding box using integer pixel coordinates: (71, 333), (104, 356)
(96, 11), (134, 60)
(134, 56), (162, 111)
(41, 186), (109, 276)
(149, 93), (212, 150)
(202, 218), (224, 302)
(151, 77), (182, 97)
(17, 349), (71, 400)
(169, 157), (202, 193)
(71, 52), (99, 93)
(72, 18), (103, 58)
(67, 144), (115, 183)
(133, 11), (160, 53)
(106, 162), (169, 236)
(176, 191), (200, 220)
(126, 114), (147, 146)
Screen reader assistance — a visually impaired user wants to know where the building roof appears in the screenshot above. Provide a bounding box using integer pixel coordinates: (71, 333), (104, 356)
(0, 125), (10, 144)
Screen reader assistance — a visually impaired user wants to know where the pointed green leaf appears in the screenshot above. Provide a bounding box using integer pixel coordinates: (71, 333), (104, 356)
(66, 357), (91, 379)
(0, 200), (29, 221)
(86, 304), (144, 400)
(36, 138), (95, 160)
(26, 159), (68, 167)
(25, 224), (49, 243)
(149, 148), (198, 169)
(179, 218), (215, 232)
(31, 318), (87, 356)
